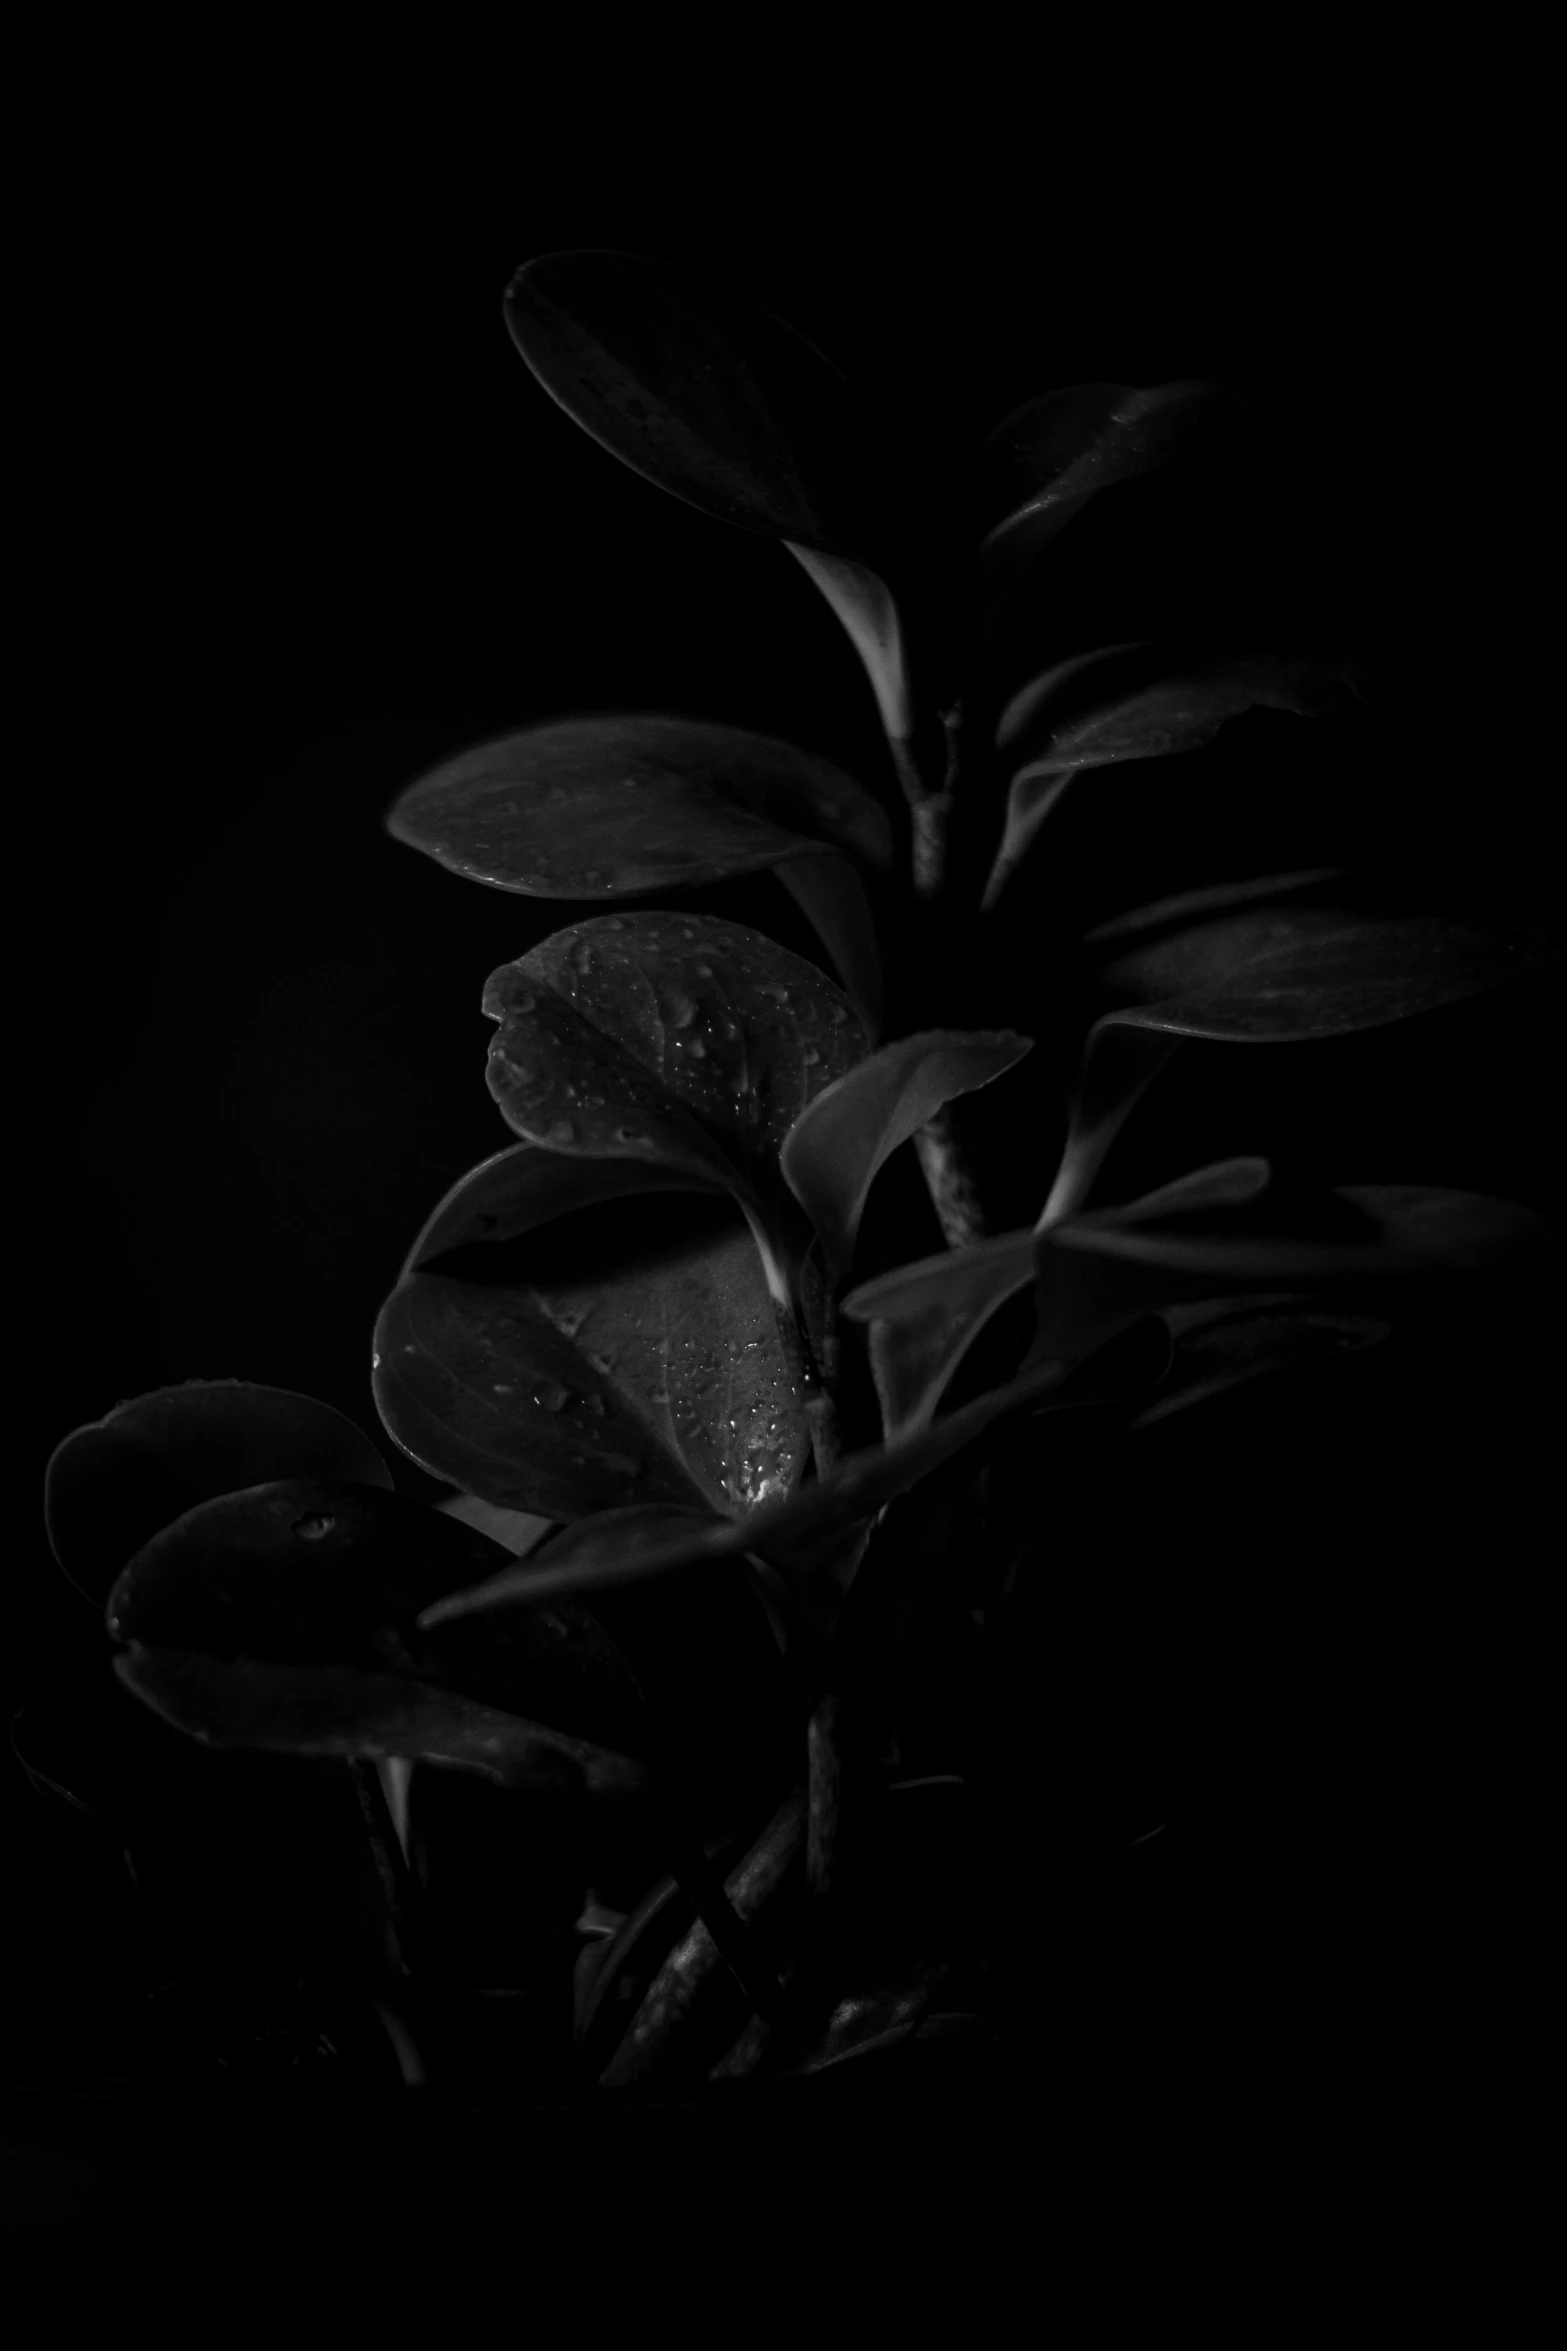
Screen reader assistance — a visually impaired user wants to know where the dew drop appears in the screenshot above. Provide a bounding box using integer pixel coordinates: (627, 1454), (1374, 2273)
(830, 1004), (849, 1025)
(802, 1046), (820, 1066)
(600, 916), (626, 931)
(667, 992), (698, 1028)
(583, 1093), (606, 1108)
(543, 1119), (576, 1145)
(533, 1381), (572, 1412)
(492, 1382), (515, 1394)
(695, 964), (715, 979)
(687, 1039), (708, 1060)
(583, 869), (607, 887)
(615, 1126), (648, 1145)
(580, 1393), (606, 1417)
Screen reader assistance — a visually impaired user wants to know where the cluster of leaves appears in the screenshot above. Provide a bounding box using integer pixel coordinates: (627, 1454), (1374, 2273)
(26, 249), (1564, 2099)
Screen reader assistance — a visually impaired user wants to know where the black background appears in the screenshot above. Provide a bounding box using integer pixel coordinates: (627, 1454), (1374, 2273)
(13, 83), (1560, 2176)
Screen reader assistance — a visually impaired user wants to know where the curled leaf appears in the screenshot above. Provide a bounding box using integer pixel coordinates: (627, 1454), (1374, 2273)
(44, 1381), (393, 1608)
(781, 1029), (1033, 1278)
(372, 1154), (812, 1519)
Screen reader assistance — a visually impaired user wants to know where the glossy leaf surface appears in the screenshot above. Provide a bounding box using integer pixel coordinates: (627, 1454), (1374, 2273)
(503, 249), (896, 563)
(780, 1029), (1033, 1277)
(44, 1382), (394, 1608)
(1088, 905), (1567, 1043)
(385, 713), (892, 898)
(106, 1478), (657, 1797)
(372, 1151), (811, 1519)
(484, 912), (868, 1243)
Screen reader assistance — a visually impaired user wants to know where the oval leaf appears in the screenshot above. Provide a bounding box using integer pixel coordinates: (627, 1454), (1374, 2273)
(504, 248), (898, 564)
(44, 1381), (394, 1608)
(106, 1477), (658, 1798)
(983, 648), (1364, 911)
(484, 911), (869, 1254)
(385, 712), (893, 897)
(1089, 905), (1567, 1042)
(372, 1160), (811, 1519)
(962, 380), (1258, 644)
(1081, 867), (1352, 948)
(780, 1029), (1034, 1278)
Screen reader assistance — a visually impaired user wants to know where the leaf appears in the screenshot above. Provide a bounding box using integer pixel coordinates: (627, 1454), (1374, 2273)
(769, 849), (885, 1042)
(105, 1477), (659, 1798)
(961, 380), (1259, 647)
(384, 712), (893, 896)
(1031, 1178), (1556, 1377)
(780, 1029), (1033, 1278)
(371, 1151), (812, 1519)
(982, 646), (1364, 909)
(414, 1347), (1089, 1635)
(1081, 867), (1352, 948)
(483, 910), (869, 1287)
(847, 1154), (1269, 1441)
(1087, 904), (1567, 1043)
(44, 1381), (394, 1608)
(1128, 1297), (1391, 1431)
(846, 1230), (1038, 1441)
(531, 1508), (797, 1795)
(430, 1493), (555, 1558)
(503, 248), (899, 566)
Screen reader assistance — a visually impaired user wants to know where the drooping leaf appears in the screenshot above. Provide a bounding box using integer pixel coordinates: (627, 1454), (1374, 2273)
(1086, 903), (1567, 1043)
(780, 1029), (1034, 1278)
(385, 713), (893, 895)
(982, 647), (1365, 910)
(483, 911), (869, 1287)
(44, 1381), (394, 1608)
(1128, 1296), (1391, 1431)
(961, 380), (1259, 647)
(105, 1477), (659, 1798)
(503, 248), (900, 564)
(372, 1151), (812, 1519)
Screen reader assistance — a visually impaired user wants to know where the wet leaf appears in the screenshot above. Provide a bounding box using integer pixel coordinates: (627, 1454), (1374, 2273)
(414, 1346), (1089, 1635)
(1087, 904), (1567, 1042)
(780, 1029), (1033, 1278)
(105, 1477), (658, 1798)
(483, 910), (869, 1277)
(962, 379), (1258, 646)
(503, 248), (898, 565)
(372, 1153), (811, 1519)
(44, 1381), (394, 1608)
(385, 712), (893, 896)
(983, 647), (1364, 910)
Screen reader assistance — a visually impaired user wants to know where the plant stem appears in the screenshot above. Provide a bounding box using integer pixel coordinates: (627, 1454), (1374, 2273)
(630, 1777), (790, 2033)
(598, 1787), (807, 2090)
